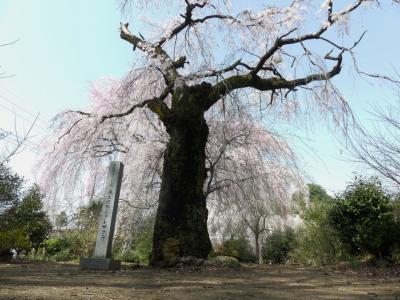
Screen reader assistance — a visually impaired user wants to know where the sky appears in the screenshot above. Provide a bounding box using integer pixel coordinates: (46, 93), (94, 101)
(0, 0), (399, 195)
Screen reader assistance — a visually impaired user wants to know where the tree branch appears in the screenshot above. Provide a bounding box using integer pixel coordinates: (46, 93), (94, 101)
(100, 87), (172, 123)
(250, 0), (362, 76)
(206, 53), (343, 110)
(120, 23), (184, 84)
(157, 1), (234, 47)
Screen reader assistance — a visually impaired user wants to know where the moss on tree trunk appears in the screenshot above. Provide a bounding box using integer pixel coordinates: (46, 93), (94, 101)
(150, 93), (212, 267)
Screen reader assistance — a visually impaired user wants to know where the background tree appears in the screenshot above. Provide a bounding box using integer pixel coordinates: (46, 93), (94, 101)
(203, 105), (302, 263)
(308, 183), (334, 202)
(0, 164), (26, 259)
(347, 100), (400, 187)
(14, 185), (52, 251)
(39, 0), (399, 266)
(0, 166), (51, 258)
(0, 164), (23, 215)
(329, 176), (400, 259)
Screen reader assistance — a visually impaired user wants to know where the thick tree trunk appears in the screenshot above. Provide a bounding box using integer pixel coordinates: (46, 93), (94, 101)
(258, 241), (263, 264)
(150, 100), (212, 267)
(254, 233), (263, 264)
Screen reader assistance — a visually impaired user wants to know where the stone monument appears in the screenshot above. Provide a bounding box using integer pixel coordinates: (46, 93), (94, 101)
(80, 161), (124, 270)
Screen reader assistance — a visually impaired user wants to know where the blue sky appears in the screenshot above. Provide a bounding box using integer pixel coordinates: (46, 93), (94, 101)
(0, 0), (399, 194)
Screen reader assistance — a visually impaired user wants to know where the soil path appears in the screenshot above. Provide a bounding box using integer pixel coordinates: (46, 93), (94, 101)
(1, 262), (399, 299)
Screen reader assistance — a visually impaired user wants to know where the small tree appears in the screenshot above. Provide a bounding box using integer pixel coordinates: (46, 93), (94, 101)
(0, 167), (51, 257)
(329, 176), (400, 258)
(15, 185), (52, 251)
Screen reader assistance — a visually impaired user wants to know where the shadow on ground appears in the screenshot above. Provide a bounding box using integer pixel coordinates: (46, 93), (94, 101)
(1, 261), (399, 299)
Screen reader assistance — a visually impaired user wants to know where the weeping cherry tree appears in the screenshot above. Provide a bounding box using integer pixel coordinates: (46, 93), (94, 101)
(39, 0), (398, 266)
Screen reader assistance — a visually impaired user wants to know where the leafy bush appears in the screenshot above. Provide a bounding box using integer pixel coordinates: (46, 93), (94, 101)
(292, 195), (348, 265)
(44, 238), (71, 256)
(205, 256), (241, 268)
(117, 231), (153, 264)
(215, 236), (255, 262)
(114, 214), (154, 264)
(329, 176), (400, 259)
(0, 228), (30, 253)
(130, 235), (153, 263)
(263, 228), (296, 264)
(42, 227), (97, 261)
(52, 249), (73, 262)
(42, 201), (101, 261)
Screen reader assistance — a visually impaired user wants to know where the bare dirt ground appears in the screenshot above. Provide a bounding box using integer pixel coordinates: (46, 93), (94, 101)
(1, 261), (400, 300)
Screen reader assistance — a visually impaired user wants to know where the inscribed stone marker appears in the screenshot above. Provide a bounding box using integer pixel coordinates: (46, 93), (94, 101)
(80, 161), (124, 270)
(94, 161), (124, 258)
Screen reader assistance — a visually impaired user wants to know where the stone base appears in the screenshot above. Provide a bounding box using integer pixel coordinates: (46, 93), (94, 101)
(80, 257), (121, 271)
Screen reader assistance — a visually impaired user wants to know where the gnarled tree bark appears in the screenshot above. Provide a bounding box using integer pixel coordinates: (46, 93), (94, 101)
(150, 85), (212, 267)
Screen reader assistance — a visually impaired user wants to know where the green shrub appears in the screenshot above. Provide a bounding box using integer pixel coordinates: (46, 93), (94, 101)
(53, 249), (73, 262)
(44, 238), (71, 256)
(329, 176), (400, 259)
(114, 215), (154, 264)
(43, 202), (101, 261)
(116, 234), (153, 264)
(0, 228), (30, 253)
(42, 228), (94, 261)
(206, 256), (241, 268)
(216, 236), (255, 262)
(292, 196), (348, 265)
(263, 228), (296, 264)
(131, 237), (152, 263)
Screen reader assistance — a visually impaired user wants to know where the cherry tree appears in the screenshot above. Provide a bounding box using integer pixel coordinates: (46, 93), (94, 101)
(39, 78), (301, 262)
(206, 114), (303, 263)
(209, 162), (303, 264)
(39, 0), (397, 266)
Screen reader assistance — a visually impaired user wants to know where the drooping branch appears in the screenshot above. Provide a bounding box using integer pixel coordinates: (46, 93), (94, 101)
(55, 117), (88, 146)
